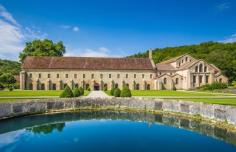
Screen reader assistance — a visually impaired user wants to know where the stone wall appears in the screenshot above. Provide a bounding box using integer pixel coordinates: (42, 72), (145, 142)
(0, 97), (236, 126)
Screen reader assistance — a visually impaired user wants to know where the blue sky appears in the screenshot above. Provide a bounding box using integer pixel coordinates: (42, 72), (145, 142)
(0, 0), (236, 60)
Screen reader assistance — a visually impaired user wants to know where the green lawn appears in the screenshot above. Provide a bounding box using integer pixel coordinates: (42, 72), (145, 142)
(105, 90), (235, 97)
(0, 90), (90, 97)
(180, 98), (236, 106)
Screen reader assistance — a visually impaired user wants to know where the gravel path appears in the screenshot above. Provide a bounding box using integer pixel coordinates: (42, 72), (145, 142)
(86, 91), (111, 98)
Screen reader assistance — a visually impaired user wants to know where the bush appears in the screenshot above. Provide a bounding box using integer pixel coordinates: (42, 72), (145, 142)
(110, 87), (115, 96)
(60, 85), (74, 98)
(113, 88), (121, 97)
(120, 86), (132, 97)
(200, 82), (228, 91)
(79, 87), (84, 95)
(73, 87), (80, 97)
(103, 85), (108, 91)
(8, 85), (14, 91)
(87, 88), (91, 91)
(232, 81), (236, 88)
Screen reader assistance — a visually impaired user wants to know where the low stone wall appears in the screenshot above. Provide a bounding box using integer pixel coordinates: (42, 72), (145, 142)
(0, 97), (236, 126)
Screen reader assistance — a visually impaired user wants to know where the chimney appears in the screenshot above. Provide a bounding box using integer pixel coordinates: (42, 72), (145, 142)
(149, 49), (152, 59)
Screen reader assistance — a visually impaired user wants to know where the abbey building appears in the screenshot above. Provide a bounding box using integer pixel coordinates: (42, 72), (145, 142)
(20, 51), (228, 90)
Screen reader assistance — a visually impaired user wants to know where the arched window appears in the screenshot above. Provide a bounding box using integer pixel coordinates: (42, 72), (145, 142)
(195, 66), (198, 72)
(136, 83), (140, 90)
(147, 84), (151, 90)
(199, 64), (203, 72)
(164, 78), (167, 84)
(115, 83), (119, 88)
(185, 57), (188, 62)
(175, 78), (179, 84)
(219, 78), (222, 83)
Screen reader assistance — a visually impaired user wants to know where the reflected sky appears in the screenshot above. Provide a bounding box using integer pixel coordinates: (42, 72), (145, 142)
(0, 111), (236, 152)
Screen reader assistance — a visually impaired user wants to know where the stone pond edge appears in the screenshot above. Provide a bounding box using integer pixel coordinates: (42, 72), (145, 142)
(0, 97), (236, 127)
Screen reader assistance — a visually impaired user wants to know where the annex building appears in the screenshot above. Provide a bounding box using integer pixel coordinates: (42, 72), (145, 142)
(20, 51), (228, 90)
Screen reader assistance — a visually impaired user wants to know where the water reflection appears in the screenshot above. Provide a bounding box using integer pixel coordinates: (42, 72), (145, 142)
(27, 123), (65, 134)
(0, 111), (236, 145)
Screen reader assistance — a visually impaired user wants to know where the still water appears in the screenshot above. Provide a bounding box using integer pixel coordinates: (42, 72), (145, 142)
(0, 111), (236, 152)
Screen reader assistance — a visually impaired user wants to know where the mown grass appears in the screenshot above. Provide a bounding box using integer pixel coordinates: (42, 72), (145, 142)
(0, 90), (90, 97)
(105, 90), (234, 97)
(180, 98), (236, 106)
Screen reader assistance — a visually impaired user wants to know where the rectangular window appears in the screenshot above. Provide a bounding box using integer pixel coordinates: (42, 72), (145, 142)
(38, 73), (41, 78)
(199, 75), (203, 83)
(117, 74), (120, 78)
(206, 75), (209, 83)
(134, 74), (136, 78)
(83, 74), (85, 78)
(100, 74), (103, 79)
(91, 74), (94, 79)
(48, 74), (50, 78)
(150, 74), (152, 78)
(109, 74), (111, 78)
(193, 75), (196, 83)
(29, 73), (32, 78)
(126, 74), (128, 78)
(74, 74), (77, 79)
(142, 74), (144, 78)
(65, 74), (68, 78)
(57, 74), (59, 78)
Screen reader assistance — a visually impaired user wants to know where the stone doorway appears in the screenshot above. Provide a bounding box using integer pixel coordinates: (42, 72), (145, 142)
(94, 83), (100, 90)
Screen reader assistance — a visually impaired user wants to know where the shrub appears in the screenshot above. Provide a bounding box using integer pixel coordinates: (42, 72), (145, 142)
(60, 85), (74, 98)
(113, 88), (121, 97)
(200, 82), (228, 91)
(110, 87), (115, 96)
(8, 85), (14, 91)
(232, 81), (236, 88)
(87, 87), (91, 91)
(103, 85), (108, 91)
(79, 87), (84, 95)
(120, 86), (132, 97)
(73, 87), (80, 97)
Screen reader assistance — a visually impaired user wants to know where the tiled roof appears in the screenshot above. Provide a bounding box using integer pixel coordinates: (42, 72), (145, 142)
(156, 63), (176, 71)
(22, 56), (154, 70)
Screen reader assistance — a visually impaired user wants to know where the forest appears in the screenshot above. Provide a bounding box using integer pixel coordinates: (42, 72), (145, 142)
(129, 42), (236, 82)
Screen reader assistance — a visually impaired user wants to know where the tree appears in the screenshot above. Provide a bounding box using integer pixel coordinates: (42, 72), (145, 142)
(0, 73), (16, 91)
(113, 88), (121, 97)
(73, 87), (81, 97)
(19, 39), (66, 62)
(120, 86), (132, 97)
(129, 41), (236, 82)
(60, 85), (74, 98)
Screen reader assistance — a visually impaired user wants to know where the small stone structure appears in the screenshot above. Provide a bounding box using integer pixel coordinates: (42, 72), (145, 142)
(0, 97), (236, 126)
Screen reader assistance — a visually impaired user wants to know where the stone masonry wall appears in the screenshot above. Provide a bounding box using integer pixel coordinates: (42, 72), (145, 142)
(0, 97), (236, 126)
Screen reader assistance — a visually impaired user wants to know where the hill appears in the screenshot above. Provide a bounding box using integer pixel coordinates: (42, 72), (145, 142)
(129, 41), (236, 82)
(0, 59), (21, 76)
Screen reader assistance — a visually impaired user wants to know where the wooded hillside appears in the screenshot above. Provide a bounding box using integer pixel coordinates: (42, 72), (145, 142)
(129, 42), (236, 82)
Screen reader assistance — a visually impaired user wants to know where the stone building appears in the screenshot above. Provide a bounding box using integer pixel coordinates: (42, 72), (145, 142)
(20, 51), (228, 90)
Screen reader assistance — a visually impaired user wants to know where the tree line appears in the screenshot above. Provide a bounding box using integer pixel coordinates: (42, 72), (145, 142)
(129, 41), (236, 82)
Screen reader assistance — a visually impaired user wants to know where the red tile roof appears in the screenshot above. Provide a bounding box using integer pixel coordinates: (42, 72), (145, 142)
(22, 56), (154, 70)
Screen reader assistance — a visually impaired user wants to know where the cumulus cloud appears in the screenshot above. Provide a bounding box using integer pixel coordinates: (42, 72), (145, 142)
(221, 33), (236, 43)
(0, 4), (47, 60)
(60, 25), (80, 32)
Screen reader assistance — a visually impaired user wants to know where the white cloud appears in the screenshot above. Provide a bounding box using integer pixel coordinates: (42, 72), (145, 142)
(0, 4), (47, 60)
(60, 25), (80, 32)
(221, 33), (236, 43)
(0, 4), (19, 26)
(216, 2), (231, 11)
(64, 46), (121, 57)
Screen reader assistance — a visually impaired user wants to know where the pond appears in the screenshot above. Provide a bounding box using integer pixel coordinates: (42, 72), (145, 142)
(0, 111), (236, 152)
